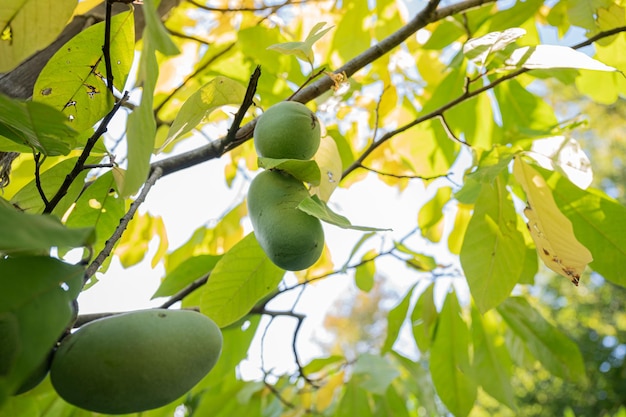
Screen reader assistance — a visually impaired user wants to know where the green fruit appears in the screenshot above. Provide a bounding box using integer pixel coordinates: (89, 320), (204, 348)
(254, 101), (321, 160)
(50, 309), (222, 414)
(14, 352), (52, 395)
(248, 170), (324, 270)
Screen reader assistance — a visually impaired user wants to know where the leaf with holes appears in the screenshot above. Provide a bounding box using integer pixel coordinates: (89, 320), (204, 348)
(513, 157), (593, 285)
(33, 9), (134, 132)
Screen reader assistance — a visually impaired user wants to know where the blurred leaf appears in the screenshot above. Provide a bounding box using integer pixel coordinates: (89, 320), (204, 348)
(0, 94), (77, 156)
(200, 233), (284, 327)
(353, 354), (400, 395)
(268, 22), (333, 64)
(142, 0), (179, 56)
(0, 0), (76, 72)
(257, 158), (321, 185)
(418, 186), (451, 243)
(354, 249), (376, 292)
(302, 355), (344, 374)
(497, 297), (586, 382)
(298, 195), (389, 231)
(460, 177), (526, 313)
(448, 203), (472, 255)
(340, 232), (376, 272)
(115, 211), (168, 269)
(0, 257), (83, 400)
(33, 9), (134, 132)
(381, 283), (417, 354)
(159, 76), (246, 153)
(336, 378), (373, 417)
(514, 157), (593, 285)
(0, 199), (94, 255)
(430, 290), (476, 417)
(471, 306), (516, 410)
(152, 254), (222, 299)
(310, 135), (343, 201)
(372, 384), (410, 417)
(411, 283), (437, 353)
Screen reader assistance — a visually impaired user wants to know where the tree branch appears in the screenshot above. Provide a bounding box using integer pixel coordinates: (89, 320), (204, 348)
(43, 92), (129, 214)
(150, 0), (496, 178)
(85, 165), (163, 279)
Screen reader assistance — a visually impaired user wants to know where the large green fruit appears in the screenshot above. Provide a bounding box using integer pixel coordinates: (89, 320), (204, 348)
(248, 170), (324, 270)
(254, 101), (321, 160)
(50, 309), (222, 414)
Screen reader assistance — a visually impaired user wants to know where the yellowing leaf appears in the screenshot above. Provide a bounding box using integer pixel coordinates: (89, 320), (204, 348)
(513, 157), (593, 285)
(267, 22), (333, 64)
(310, 136), (343, 201)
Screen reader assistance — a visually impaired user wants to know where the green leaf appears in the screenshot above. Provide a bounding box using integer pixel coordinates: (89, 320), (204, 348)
(159, 76), (246, 153)
(340, 232), (376, 272)
(122, 35), (158, 198)
(63, 171), (124, 258)
(142, 0), (179, 56)
(0, 256), (83, 400)
(10, 156), (99, 216)
(0, 0), (77, 72)
(494, 79), (558, 141)
(497, 297), (586, 382)
(546, 170), (626, 287)
(466, 145), (522, 184)
(353, 354), (400, 395)
(0, 199), (94, 255)
(471, 306), (516, 410)
(392, 352), (440, 416)
(152, 254), (222, 299)
(430, 290), (477, 417)
(505, 45), (617, 71)
(267, 22), (333, 64)
(297, 195), (389, 231)
(257, 157), (321, 185)
(336, 378), (374, 417)
(303, 355), (345, 374)
(372, 384), (411, 417)
(411, 283), (437, 353)
(418, 186), (451, 243)
(0, 94), (78, 156)
(33, 9), (135, 132)
(200, 233), (285, 327)
(460, 177), (526, 313)
(381, 283), (417, 354)
(354, 249), (376, 292)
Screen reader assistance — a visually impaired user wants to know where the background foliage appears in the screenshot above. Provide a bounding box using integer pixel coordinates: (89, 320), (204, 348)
(1, 0), (626, 416)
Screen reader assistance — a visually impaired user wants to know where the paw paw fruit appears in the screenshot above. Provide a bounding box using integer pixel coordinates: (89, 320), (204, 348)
(247, 170), (324, 270)
(254, 101), (321, 160)
(50, 309), (222, 414)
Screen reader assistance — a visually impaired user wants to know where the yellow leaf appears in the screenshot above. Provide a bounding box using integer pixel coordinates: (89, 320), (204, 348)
(310, 136), (343, 201)
(315, 370), (345, 411)
(513, 157), (593, 285)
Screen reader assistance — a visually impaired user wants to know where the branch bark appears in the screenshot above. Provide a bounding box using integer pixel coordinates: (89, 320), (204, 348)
(150, 0), (497, 177)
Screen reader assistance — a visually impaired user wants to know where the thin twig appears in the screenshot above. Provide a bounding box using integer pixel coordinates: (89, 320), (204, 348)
(159, 272), (210, 308)
(225, 65), (261, 147)
(44, 92), (129, 214)
(33, 152), (49, 207)
(103, 0), (114, 94)
(85, 166), (163, 279)
(359, 165), (451, 180)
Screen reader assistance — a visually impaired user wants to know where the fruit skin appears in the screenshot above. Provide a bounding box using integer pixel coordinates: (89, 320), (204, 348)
(14, 352), (52, 395)
(254, 101), (321, 160)
(50, 309), (222, 414)
(248, 170), (324, 270)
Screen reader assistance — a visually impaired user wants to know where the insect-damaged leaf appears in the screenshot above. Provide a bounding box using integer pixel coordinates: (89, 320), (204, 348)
(513, 157), (593, 285)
